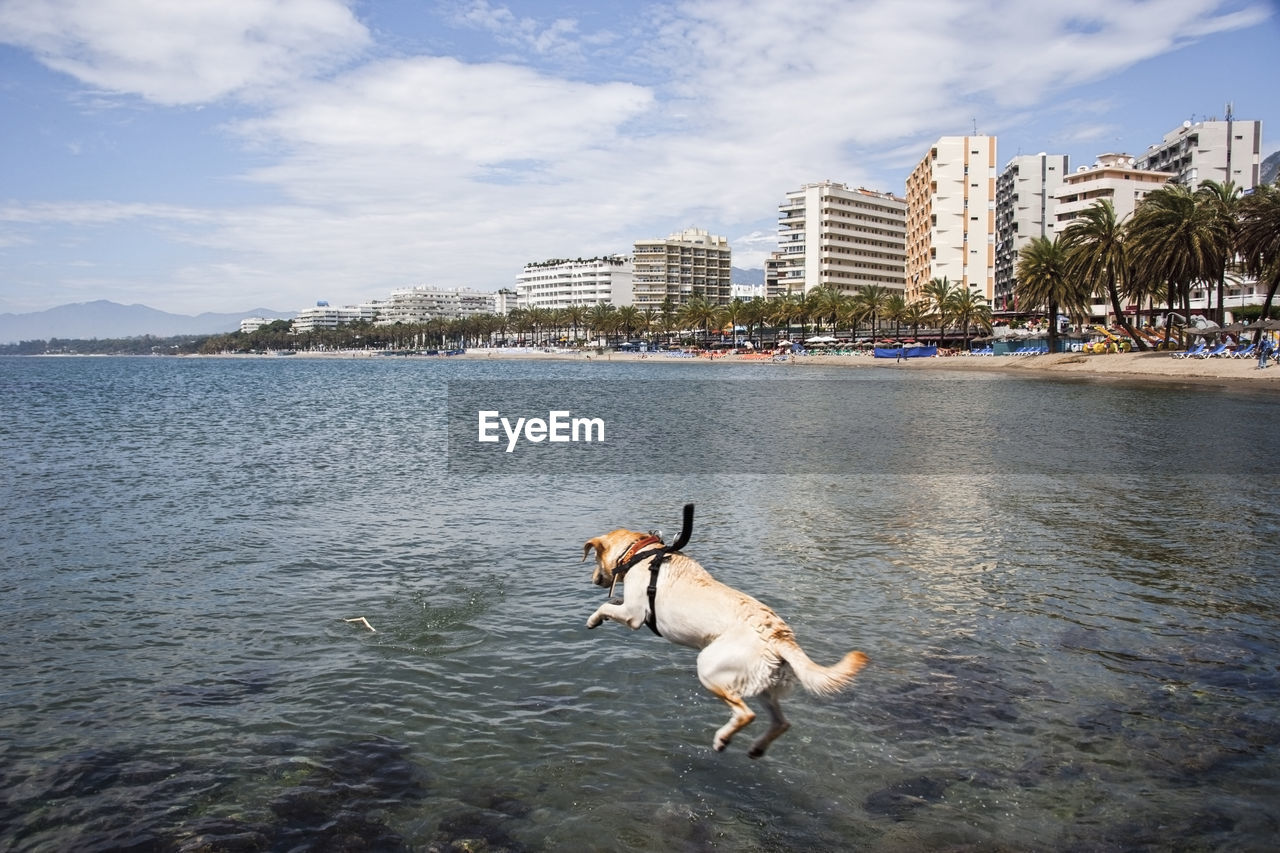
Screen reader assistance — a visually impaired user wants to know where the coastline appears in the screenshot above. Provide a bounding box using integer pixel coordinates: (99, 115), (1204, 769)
(221, 346), (1280, 392)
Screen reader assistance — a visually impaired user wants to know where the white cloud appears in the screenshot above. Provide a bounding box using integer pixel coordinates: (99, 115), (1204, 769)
(450, 0), (614, 59)
(0, 0), (370, 104)
(0, 200), (215, 226)
(234, 56), (653, 167)
(650, 0), (1269, 145)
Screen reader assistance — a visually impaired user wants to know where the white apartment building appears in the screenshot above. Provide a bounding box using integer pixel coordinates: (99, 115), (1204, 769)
(1136, 116), (1262, 190)
(1053, 153), (1172, 226)
(774, 181), (906, 296)
(493, 288), (519, 315)
(906, 135), (998, 303)
(240, 316), (273, 334)
(514, 256), (634, 310)
(632, 228), (732, 308)
(764, 251), (787, 298)
(376, 286), (496, 325)
(291, 301), (381, 333)
(995, 153), (1069, 312)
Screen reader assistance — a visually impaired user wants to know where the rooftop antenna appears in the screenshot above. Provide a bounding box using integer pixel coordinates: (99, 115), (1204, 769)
(972, 117), (978, 136)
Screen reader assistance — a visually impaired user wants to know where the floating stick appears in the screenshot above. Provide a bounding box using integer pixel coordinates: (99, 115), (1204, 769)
(344, 616), (376, 633)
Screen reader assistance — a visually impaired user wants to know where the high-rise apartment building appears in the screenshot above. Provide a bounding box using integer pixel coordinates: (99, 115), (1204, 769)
(905, 135), (997, 304)
(1054, 153), (1172, 226)
(514, 256), (634, 310)
(1136, 116), (1262, 190)
(773, 181), (906, 296)
(631, 228), (732, 308)
(995, 153), (1069, 312)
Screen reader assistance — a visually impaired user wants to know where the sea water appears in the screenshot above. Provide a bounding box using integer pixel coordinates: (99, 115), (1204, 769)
(2, 354), (1278, 851)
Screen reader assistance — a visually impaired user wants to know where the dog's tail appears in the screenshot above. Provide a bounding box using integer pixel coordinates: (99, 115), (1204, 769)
(780, 643), (869, 696)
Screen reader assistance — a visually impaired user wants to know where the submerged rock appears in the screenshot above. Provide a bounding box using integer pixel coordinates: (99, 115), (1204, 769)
(864, 775), (950, 821)
(429, 809), (526, 852)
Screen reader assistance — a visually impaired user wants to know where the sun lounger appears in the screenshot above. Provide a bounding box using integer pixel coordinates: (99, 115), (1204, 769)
(1197, 342), (1230, 358)
(1172, 342), (1206, 359)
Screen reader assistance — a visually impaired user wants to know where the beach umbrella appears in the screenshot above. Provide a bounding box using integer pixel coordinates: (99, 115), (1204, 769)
(1244, 318), (1280, 331)
(1220, 322), (1247, 334)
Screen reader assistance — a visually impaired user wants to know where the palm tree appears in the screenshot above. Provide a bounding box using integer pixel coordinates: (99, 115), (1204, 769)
(659, 298), (677, 344)
(884, 292), (908, 339)
(902, 301), (931, 341)
(677, 297), (717, 346)
(1127, 183), (1228, 339)
(562, 304), (586, 345)
(616, 305), (641, 343)
(1195, 180), (1242, 325)
(922, 277), (957, 344)
(528, 307), (554, 346)
(806, 286), (845, 335)
(949, 288), (993, 351)
(741, 298), (769, 348)
(837, 297), (868, 341)
(1237, 183), (1280, 338)
(853, 285), (891, 342)
(1060, 200), (1144, 348)
(770, 294), (807, 342)
(587, 303), (617, 346)
(1016, 235), (1087, 355)
(637, 307), (657, 346)
(720, 298), (748, 346)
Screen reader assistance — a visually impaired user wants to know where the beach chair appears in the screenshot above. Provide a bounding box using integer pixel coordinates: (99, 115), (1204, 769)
(1196, 342), (1229, 358)
(1230, 342), (1256, 360)
(1172, 342), (1206, 359)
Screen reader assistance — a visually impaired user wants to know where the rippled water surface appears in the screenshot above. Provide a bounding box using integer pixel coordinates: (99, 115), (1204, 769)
(2, 355), (1278, 851)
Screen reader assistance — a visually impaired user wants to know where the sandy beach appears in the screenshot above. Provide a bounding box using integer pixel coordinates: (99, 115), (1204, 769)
(439, 346), (1280, 390)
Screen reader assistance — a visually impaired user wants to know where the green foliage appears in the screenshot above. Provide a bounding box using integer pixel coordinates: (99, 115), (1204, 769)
(0, 334), (209, 355)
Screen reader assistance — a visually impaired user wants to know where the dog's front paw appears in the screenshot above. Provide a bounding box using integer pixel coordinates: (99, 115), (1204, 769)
(586, 613), (603, 629)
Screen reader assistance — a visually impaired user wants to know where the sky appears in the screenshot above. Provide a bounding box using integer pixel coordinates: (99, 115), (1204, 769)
(1, 0), (1277, 316)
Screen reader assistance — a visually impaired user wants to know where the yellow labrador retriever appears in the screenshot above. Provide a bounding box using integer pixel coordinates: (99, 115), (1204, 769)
(583, 526), (868, 758)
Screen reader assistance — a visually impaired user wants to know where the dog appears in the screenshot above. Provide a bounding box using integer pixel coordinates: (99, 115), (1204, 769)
(583, 527), (868, 758)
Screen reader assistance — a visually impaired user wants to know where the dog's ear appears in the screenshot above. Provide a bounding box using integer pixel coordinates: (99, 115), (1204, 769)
(582, 537), (604, 563)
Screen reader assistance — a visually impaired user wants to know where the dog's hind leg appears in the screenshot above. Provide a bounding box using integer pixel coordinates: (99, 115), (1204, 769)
(746, 689), (790, 759)
(697, 640), (758, 751)
(706, 685), (755, 752)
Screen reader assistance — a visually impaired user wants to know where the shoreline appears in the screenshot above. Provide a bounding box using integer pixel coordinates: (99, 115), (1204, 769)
(188, 346), (1280, 392)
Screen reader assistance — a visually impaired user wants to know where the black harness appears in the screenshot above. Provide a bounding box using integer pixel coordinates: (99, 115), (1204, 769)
(608, 504), (694, 638)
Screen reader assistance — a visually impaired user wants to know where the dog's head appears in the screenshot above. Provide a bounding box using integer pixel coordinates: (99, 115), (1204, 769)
(582, 528), (661, 588)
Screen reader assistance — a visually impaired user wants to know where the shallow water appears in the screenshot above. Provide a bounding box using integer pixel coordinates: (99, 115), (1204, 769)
(2, 355), (1278, 851)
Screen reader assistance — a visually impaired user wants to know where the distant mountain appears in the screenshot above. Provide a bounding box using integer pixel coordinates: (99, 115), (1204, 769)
(731, 266), (764, 286)
(1261, 150), (1280, 187)
(0, 300), (292, 344)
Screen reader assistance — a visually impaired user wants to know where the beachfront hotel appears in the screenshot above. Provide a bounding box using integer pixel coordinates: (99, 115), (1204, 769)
(291, 301), (381, 333)
(771, 181), (906, 297)
(376, 286), (497, 324)
(514, 256), (635, 310)
(905, 135), (998, 304)
(994, 153), (1069, 312)
(631, 227), (732, 309)
(1136, 116), (1262, 190)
